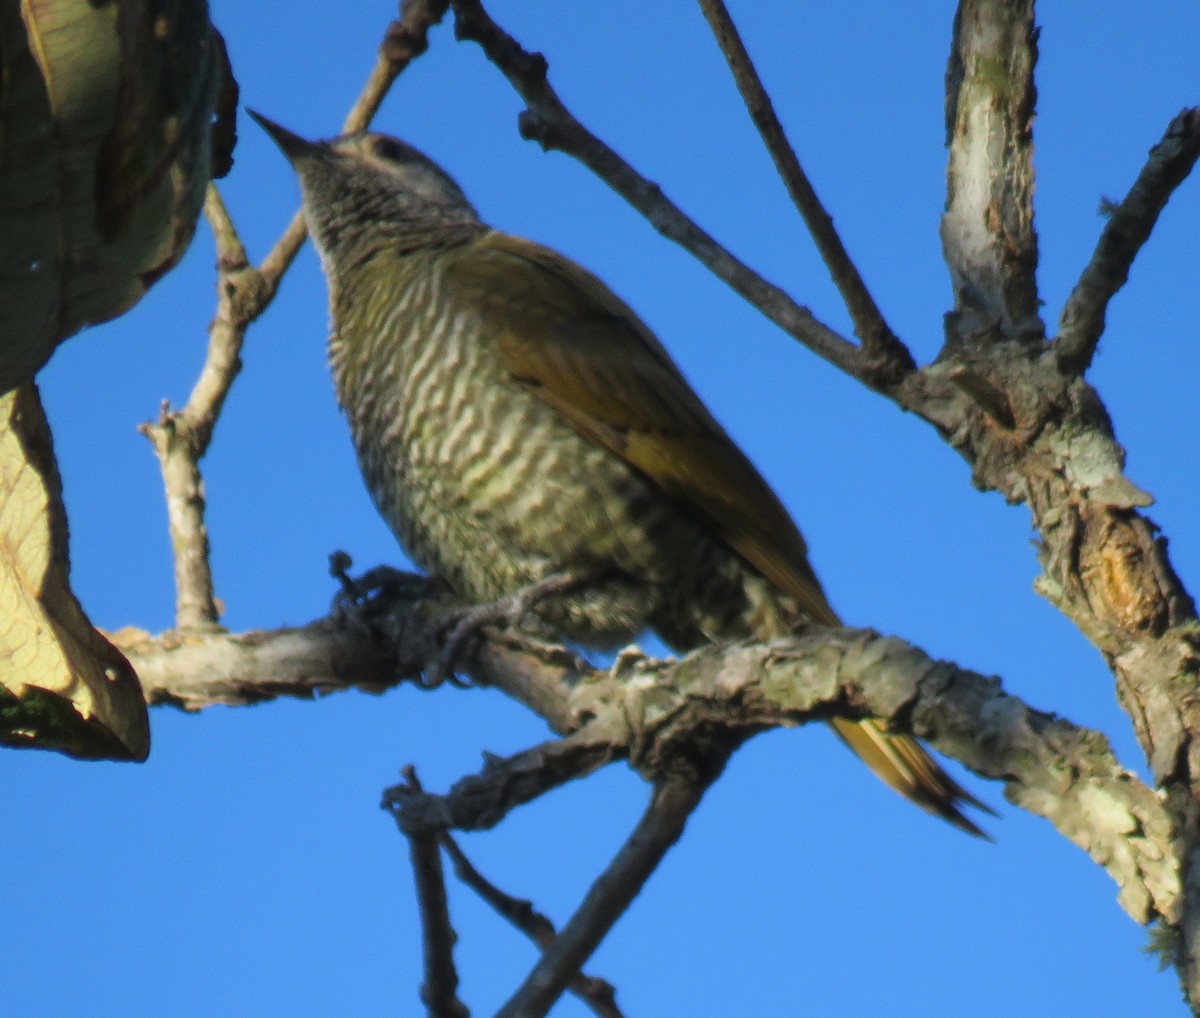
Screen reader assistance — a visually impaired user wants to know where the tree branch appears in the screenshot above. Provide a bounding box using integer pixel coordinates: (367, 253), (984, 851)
(384, 733), (620, 835)
(439, 835), (626, 1018)
(394, 768), (470, 1018)
(139, 1), (450, 632)
(941, 0), (1042, 345)
(137, 187), (256, 630)
(694, 0), (915, 382)
(1056, 107), (1200, 374)
(447, 0), (884, 385)
(121, 595), (1179, 927)
(496, 776), (710, 1018)
(122, 577), (590, 731)
(935, 7), (1200, 998)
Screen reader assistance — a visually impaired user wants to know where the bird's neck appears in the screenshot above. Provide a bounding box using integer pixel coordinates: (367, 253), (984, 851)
(323, 229), (482, 410)
(316, 218), (482, 311)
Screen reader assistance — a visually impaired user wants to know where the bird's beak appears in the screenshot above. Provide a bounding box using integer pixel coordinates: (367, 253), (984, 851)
(246, 109), (324, 163)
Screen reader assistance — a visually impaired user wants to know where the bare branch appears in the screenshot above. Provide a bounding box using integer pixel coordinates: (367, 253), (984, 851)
(440, 835), (626, 1018)
(139, 3), (450, 632)
(1056, 107), (1200, 374)
(941, 0), (1042, 344)
(118, 616), (416, 709)
(390, 753), (706, 1017)
(496, 776), (710, 1018)
(695, 0), (915, 382)
(385, 733), (619, 836)
(936, 13), (1200, 994)
(137, 411), (217, 629)
(123, 582), (590, 731)
(122, 598), (1179, 926)
(253, 213), (307, 302)
(447, 0), (885, 384)
(394, 768), (470, 1018)
(184, 189), (258, 448)
(586, 633), (1179, 926)
(136, 187), (256, 630)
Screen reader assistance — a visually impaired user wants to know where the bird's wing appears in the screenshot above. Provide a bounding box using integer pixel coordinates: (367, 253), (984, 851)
(442, 231), (838, 627)
(442, 231), (990, 836)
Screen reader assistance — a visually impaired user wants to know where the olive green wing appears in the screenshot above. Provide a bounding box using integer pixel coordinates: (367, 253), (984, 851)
(442, 231), (838, 627)
(442, 231), (990, 836)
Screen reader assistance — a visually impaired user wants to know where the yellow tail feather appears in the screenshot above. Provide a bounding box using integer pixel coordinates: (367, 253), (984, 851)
(831, 717), (994, 838)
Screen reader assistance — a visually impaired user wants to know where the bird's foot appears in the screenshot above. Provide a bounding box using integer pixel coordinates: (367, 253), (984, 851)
(329, 551), (443, 635)
(423, 572), (585, 690)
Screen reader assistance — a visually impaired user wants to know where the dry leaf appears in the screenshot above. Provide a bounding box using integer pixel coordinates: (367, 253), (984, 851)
(0, 384), (149, 760)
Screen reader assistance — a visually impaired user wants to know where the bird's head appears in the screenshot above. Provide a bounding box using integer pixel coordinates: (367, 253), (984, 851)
(249, 110), (480, 263)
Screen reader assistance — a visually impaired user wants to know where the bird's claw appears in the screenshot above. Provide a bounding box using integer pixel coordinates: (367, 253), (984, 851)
(328, 551), (441, 635)
(420, 572), (585, 689)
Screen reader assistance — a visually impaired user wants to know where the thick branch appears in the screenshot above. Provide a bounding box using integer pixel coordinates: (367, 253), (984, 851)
(122, 602), (1179, 925)
(936, 10), (1200, 996)
(1056, 107), (1200, 374)
(941, 0), (1042, 344)
(695, 0), (915, 382)
(117, 617), (408, 708)
(122, 587), (588, 731)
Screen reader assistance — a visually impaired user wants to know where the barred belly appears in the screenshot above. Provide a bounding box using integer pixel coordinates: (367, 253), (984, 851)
(328, 254), (792, 650)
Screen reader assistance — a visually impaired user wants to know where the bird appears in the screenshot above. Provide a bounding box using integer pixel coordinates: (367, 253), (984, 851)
(250, 110), (990, 836)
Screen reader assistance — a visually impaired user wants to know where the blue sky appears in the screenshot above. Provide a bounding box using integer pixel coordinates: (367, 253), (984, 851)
(5, 2), (1198, 1015)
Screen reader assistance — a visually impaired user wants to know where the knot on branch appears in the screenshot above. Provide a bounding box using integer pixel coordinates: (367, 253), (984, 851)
(221, 266), (269, 327)
(948, 363), (1017, 430)
(452, 0), (548, 90)
(856, 336), (918, 391)
(382, 1), (451, 65)
(517, 109), (559, 150)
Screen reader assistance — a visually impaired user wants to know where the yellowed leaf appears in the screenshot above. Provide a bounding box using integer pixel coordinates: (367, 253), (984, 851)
(0, 384), (149, 760)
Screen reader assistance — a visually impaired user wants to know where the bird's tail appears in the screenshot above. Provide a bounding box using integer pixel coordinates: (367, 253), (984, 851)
(734, 564), (994, 837)
(731, 557), (994, 837)
(830, 716), (994, 838)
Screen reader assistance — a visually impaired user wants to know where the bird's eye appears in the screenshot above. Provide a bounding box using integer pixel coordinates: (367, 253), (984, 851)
(372, 137), (406, 162)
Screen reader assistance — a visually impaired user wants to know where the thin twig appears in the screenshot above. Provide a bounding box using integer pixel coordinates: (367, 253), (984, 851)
(137, 187), (253, 628)
(185, 188), (256, 447)
(141, 2), (450, 631)
(1056, 107), (1200, 374)
(695, 0), (914, 382)
(496, 775), (711, 1018)
(448, 0), (873, 384)
(384, 734), (619, 835)
(397, 768), (470, 1018)
(440, 835), (626, 1018)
